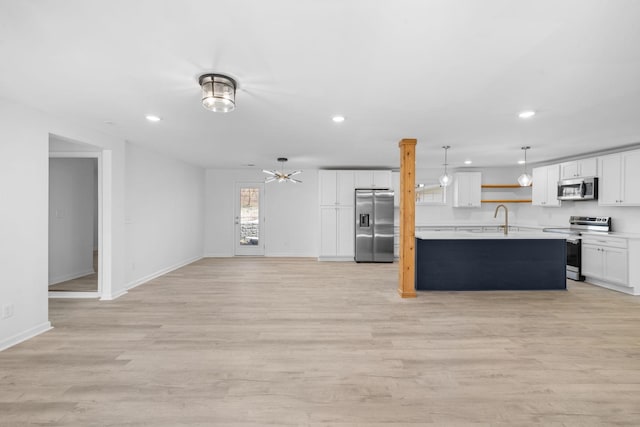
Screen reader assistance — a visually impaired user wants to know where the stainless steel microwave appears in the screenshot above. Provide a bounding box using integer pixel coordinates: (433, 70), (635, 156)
(557, 177), (598, 201)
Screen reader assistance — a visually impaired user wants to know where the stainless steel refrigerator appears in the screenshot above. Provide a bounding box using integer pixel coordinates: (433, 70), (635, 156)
(354, 189), (394, 262)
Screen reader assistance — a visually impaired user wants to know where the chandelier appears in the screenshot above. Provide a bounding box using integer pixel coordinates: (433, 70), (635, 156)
(263, 158), (302, 183)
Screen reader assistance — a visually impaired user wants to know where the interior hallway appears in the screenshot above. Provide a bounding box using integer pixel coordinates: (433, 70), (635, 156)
(48, 250), (99, 292)
(2, 258), (640, 425)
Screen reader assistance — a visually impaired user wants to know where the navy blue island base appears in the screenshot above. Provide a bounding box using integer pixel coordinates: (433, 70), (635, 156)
(415, 238), (567, 291)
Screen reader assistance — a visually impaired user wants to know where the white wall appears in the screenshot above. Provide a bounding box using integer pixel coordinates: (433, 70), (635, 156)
(413, 165), (640, 233)
(516, 195), (640, 233)
(125, 143), (205, 288)
(48, 133), (127, 301)
(48, 158), (96, 284)
(205, 169), (319, 257)
(412, 166), (533, 226)
(0, 99), (52, 350)
(0, 97), (127, 350)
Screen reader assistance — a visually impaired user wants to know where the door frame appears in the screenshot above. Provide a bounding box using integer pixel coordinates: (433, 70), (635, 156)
(234, 182), (265, 256)
(48, 151), (112, 299)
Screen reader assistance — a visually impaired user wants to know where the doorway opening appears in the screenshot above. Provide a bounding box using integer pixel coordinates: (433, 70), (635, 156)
(48, 157), (99, 294)
(48, 135), (112, 299)
(235, 183), (265, 256)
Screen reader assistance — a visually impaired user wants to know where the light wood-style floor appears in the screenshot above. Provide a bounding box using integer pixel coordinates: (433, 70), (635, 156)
(48, 251), (98, 292)
(3, 257), (640, 426)
(47, 272), (98, 292)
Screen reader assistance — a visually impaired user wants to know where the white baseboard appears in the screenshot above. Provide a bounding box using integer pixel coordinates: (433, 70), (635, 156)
(0, 321), (52, 352)
(583, 277), (639, 295)
(49, 291), (100, 299)
(126, 255), (203, 290)
(266, 252), (318, 257)
(318, 256), (355, 262)
(100, 288), (128, 301)
(204, 253), (319, 258)
(49, 268), (96, 286)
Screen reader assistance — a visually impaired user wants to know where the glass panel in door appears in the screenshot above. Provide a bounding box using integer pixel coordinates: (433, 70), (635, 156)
(235, 183), (264, 256)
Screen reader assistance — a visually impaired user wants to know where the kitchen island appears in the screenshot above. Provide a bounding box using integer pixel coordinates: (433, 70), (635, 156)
(415, 231), (567, 291)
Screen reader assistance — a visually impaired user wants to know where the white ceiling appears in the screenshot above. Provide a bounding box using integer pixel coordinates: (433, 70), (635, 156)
(2, 0), (640, 170)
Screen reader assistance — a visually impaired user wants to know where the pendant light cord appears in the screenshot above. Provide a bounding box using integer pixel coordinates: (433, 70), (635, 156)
(444, 147), (448, 174)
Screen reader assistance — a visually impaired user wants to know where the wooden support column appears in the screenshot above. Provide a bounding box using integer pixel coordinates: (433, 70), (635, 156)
(398, 138), (417, 298)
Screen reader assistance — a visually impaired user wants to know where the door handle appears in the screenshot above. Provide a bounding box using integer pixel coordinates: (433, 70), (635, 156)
(359, 214), (370, 227)
(234, 216), (239, 225)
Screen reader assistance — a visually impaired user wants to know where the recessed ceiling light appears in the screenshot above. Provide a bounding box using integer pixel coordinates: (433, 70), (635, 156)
(332, 115), (345, 123)
(518, 160), (526, 164)
(145, 115), (161, 122)
(464, 160), (472, 165)
(518, 110), (536, 119)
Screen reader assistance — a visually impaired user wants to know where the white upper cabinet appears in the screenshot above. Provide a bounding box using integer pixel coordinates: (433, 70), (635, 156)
(321, 170), (390, 206)
(532, 164), (561, 207)
(598, 149), (640, 206)
(336, 171), (355, 206)
(453, 172), (481, 208)
(391, 171), (400, 207)
(319, 170), (355, 206)
(319, 170), (338, 205)
(560, 157), (598, 179)
(354, 170), (391, 189)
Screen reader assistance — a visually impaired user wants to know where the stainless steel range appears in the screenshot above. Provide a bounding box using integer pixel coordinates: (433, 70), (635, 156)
(543, 216), (612, 281)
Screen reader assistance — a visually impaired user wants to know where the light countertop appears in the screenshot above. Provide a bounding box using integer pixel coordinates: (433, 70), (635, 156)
(416, 231), (569, 240)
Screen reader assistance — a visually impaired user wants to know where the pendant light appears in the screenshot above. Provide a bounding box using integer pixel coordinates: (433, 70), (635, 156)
(439, 145), (452, 187)
(517, 146), (532, 186)
(199, 73), (237, 112)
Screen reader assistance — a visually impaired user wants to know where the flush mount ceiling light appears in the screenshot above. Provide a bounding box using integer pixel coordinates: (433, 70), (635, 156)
(439, 146), (452, 187)
(517, 146), (533, 187)
(518, 110), (536, 119)
(332, 115), (345, 123)
(263, 157), (302, 184)
(145, 115), (161, 122)
(199, 73), (237, 113)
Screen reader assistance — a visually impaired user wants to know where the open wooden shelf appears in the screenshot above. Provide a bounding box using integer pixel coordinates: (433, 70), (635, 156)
(481, 184), (532, 203)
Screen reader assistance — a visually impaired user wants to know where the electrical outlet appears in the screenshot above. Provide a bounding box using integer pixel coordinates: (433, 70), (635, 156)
(2, 304), (14, 319)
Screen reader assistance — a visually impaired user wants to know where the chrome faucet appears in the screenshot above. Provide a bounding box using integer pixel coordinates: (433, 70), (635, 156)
(494, 204), (509, 235)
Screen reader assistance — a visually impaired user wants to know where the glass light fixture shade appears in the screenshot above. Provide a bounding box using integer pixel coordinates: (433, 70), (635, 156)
(199, 74), (236, 113)
(517, 146), (532, 186)
(439, 145), (452, 187)
(439, 173), (452, 187)
(517, 172), (532, 187)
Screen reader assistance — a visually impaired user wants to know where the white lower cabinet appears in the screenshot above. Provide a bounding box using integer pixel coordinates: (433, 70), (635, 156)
(581, 236), (629, 289)
(319, 206), (354, 259)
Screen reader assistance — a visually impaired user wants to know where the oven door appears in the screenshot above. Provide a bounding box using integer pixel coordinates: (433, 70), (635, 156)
(566, 237), (584, 281)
